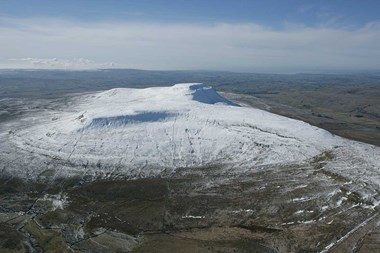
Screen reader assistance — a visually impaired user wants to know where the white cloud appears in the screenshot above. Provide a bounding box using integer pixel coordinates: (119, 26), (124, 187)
(8, 57), (115, 69)
(0, 17), (379, 72)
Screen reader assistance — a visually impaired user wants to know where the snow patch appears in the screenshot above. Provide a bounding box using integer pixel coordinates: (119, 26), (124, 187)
(42, 193), (69, 211)
(182, 215), (205, 219)
(292, 197), (312, 203)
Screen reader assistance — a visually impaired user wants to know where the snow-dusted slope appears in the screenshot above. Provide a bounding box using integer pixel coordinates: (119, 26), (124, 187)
(1, 83), (379, 184)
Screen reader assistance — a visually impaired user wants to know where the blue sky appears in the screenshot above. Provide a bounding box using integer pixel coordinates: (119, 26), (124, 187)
(0, 0), (379, 73)
(1, 0), (379, 27)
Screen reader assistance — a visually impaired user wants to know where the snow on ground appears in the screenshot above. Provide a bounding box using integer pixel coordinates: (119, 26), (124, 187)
(0, 83), (379, 186)
(41, 193), (69, 211)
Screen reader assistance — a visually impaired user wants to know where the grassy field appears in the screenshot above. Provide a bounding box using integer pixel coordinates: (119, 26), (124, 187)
(222, 82), (380, 146)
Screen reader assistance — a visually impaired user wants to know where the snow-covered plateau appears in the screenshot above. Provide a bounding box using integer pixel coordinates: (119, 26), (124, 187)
(0, 83), (379, 186)
(1, 83), (380, 252)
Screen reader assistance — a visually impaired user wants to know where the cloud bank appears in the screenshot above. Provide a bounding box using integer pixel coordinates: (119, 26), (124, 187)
(0, 17), (379, 72)
(8, 57), (115, 69)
